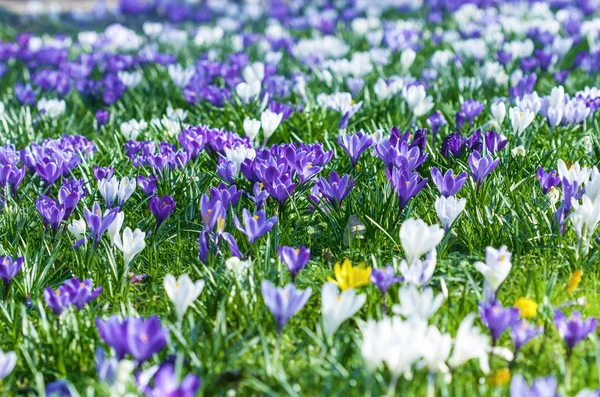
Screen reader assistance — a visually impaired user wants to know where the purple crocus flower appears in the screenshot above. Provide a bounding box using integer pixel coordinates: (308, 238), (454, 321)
(200, 194), (224, 232)
(84, 202), (118, 249)
(338, 131), (373, 166)
(0, 256), (23, 287)
(461, 99), (484, 125)
(479, 299), (520, 344)
(277, 246), (310, 282)
(96, 315), (168, 363)
(96, 110), (109, 129)
(370, 265), (402, 313)
(261, 280), (311, 336)
(36, 195), (65, 233)
(35, 158), (63, 186)
(427, 110), (446, 144)
(250, 182), (270, 210)
(137, 175), (157, 197)
(455, 111), (466, 129)
(554, 310), (598, 352)
(234, 209), (277, 245)
(45, 380), (72, 397)
(510, 320), (543, 353)
(44, 277), (102, 315)
(440, 132), (465, 159)
(0, 164), (25, 195)
(387, 167), (428, 211)
(430, 167), (468, 197)
(93, 166), (114, 181)
(370, 266), (402, 296)
(509, 375), (558, 397)
(314, 172), (354, 207)
(139, 362), (201, 397)
(14, 83), (37, 106)
(484, 130), (508, 154)
(468, 151), (499, 189)
(537, 167), (560, 194)
(149, 195), (176, 227)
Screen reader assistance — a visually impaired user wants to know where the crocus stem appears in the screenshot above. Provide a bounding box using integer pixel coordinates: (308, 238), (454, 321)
(273, 334), (281, 368)
(566, 349), (572, 391)
(426, 372), (435, 397)
(2, 281), (9, 304)
(386, 374), (399, 397)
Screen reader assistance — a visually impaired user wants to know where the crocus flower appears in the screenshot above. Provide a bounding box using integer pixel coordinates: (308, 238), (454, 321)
(435, 196), (467, 231)
(96, 315), (168, 362)
(393, 285), (444, 320)
(45, 380), (72, 397)
(36, 195), (65, 233)
(338, 131), (373, 166)
(509, 375), (557, 397)
(514, 297), (538, 319)
(96, 110), (109, 128)
(0, 350), (16, 380)
(314, 172), (354, 207)
(163, 274), (205, 322)
(537, 167), (561, 194)
(137, 175), (157, 196)
(461, 99), (484, 125)
(261, 280), (311, 335)
(427, 110), (446, 143)
(440, 132), (465, 159)
(43, 277), (102, 315)
(554, 310), (598, 352)
(474, 246), (512, 294)
(468, 151), (499, 189)
(321, 282), (366, 338)
(139, 362), (201, 397)
(510, 321), (543, 353)
(430, 167), (467, 197)
(327, 259), (371, 291)
(399, 218), (444, 265)
(484, 130), (508, 154)
(0, 255), (23, 288)
(149, 195), (176, 227)
(234, 209), (277, 245)
(93, 166), (114, 181)
(114, 227), (146, 266)
(370, 266), (402, 297)
(84, 202), (119, 249)
(277, 246), (310, 282)
(399, 249), (437, 287)
(479, 299), (520, 345)
(387, 168), (428, 211)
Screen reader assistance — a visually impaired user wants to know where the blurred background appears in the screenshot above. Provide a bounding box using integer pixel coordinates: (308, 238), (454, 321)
(0, 0), (119, 14)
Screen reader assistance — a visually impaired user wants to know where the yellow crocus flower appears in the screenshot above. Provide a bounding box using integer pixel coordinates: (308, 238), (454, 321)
(514, 297), (538, 319)
(327, 259), (371, 291)
(489, 368), (511, 387)
(567, 270), (583, 294)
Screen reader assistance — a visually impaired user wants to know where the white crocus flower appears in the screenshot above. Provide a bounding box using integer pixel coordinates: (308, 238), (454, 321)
(321, 283), (366, 338)
(117, 70), (142, 89)
(473, 246), (512, 293)
(235, 81), (261, 104)
(422, 325), (452, 374)
(99, 177), (119, 207)
(403, 85), (434, 117)
(243, 117), (261, 141)
(490, 101), (506, 124)
(400, 218), (444, 265)
(225, 146), (256, 177)
(0, 350), (17, 379)
(107, 211), (124, 245)
(392, 285), (444, 320)
(242, 62), (265, 84)
(511, 145), (526, 158)
(570, 196), (600, 242)
(400, 48), (416, 71)
(120, 119), (147, 141)
(117, 177), (136, 206)
(435, 196), (467, 231)
(399, 249), (437, 287)
(260, 109), (283, 141)
(114, 227), (146, 266)
(38, 98), (66, 119)
(167, 64), (195, 89)
(225, 256), (252, 280)
(509, 106), (535, 134)
(68, 218), (87, 240)
(557, 159), (591, 185)
(164, 274), (205, 322)
(449, 314), (493, 373)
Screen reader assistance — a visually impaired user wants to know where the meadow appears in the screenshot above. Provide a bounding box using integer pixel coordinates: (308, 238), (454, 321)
(1, 0), (600, 396)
